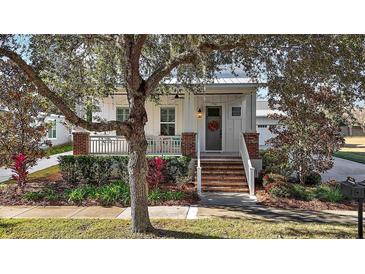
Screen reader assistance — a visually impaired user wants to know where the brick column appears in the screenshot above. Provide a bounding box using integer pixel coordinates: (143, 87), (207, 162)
(181, 132), (197, 157)
(72, 132), (90, 155)
(243, 133), (260, 159)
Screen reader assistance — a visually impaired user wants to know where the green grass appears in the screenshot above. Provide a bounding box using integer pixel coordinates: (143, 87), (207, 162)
(334, 151), (365, 164)
(45, 143), (73, 156)
(0, 218), (356, 239)
(2, 165), (59, 185)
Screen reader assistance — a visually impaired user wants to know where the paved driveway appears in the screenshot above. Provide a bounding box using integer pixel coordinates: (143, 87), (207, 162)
(321, 157), (365, 182)
(0, 151), (72, 183)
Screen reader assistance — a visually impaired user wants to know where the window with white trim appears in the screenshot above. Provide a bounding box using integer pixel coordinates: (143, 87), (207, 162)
(258, 125), (268, 128)
(160, 107), (175, 136)
(48, 120), (57, 139)
(116, 107), (129, 122)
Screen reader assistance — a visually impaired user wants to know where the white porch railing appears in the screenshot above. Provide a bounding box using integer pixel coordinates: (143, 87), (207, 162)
(239, 133), (255, 196)
(89, 135), (181, 155)
(196, 133), (202, 195)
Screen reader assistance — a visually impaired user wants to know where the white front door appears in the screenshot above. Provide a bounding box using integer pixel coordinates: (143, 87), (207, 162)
(205, 106), (222, 151)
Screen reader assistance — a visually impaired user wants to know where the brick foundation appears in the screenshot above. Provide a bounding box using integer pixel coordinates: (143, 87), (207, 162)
(73, 132), (90, 155)
(243, 133), (260, 159)
(181, 132), (197, 157)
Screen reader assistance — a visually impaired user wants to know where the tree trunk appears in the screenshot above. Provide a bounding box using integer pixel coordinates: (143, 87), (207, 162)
(127, 94), (152, 233)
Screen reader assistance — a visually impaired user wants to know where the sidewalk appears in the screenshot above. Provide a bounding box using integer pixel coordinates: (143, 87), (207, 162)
(0, 204), (358, 224)
(0, 151), (72, 183)
(0, 205), (196, 219)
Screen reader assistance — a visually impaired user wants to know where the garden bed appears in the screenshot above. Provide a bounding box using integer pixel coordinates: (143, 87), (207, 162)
(256, 189), (357, 211)
(0, 177), (198, 207)
(0, 155), (199, 207)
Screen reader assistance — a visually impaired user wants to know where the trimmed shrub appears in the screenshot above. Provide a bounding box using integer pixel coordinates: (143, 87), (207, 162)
(266, 182), (292, 198)
(304, 171), (322, 186)
(163, 156), (191, 183)
(261, 148), (291, 176)
(262, 173), (286, 188)
(289, 184), (313, 201)
(59, 155), (191, 186)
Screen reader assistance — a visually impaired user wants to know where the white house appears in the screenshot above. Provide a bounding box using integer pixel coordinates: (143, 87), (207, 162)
(0, 107), (71, 147)
(73, 71), (263, 196)
(42, 114), (72, 147)
(256, 99), (279, 148)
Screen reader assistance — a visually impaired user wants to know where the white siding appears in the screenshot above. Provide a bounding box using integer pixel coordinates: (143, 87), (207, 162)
(95, 86), (257, 152)
(95, 95), (183, 136)
(43, 116), (72, 146)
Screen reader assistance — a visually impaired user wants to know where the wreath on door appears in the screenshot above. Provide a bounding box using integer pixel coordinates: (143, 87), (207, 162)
(208, 120), (220, 132)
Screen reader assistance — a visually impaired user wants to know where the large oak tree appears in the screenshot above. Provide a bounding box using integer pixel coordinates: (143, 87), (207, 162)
(1, 34), (364, 232)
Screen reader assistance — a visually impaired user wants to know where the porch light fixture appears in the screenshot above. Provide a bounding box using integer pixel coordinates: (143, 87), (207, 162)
(197, 108), (203, 118)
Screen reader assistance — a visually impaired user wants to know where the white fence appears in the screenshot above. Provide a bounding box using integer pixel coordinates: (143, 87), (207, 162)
(89, 135), (182, 155)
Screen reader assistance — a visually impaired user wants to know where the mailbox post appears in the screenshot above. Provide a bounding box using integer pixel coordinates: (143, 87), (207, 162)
(340, 177), (365, 239)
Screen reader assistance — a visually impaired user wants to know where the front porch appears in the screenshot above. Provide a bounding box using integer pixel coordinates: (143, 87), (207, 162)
(72, 131), (261, 196)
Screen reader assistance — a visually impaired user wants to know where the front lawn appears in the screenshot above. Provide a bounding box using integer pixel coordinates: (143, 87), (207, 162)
(45, 143), (73, 156)
(334, 136), (365, 164)
(334, 151), (365, 164)
(0, 218), (356, 239)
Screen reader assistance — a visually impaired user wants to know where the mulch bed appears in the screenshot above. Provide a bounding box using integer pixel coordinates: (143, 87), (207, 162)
(256, 190), (357, 211)
(0, 175), (199, 207)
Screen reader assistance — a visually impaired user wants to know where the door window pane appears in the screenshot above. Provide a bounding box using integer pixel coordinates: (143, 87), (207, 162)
(232, 106), (241, 117)
(207, 108), (220, 117)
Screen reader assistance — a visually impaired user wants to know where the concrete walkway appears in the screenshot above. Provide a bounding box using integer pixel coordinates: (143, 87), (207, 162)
(0, 203), (359, 224)
(0, 151), (72, 183)
(321, 157), (365, 182)
(0, 205), (194, 219)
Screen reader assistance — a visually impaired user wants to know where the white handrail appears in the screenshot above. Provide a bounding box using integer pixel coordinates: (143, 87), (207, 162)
(196, 133), (202, 195)
(239, 133), (255, 196)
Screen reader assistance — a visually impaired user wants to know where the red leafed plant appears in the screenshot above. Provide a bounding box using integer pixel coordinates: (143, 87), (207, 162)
(147, 157), (166, 189)
(11, 153), (30, 191)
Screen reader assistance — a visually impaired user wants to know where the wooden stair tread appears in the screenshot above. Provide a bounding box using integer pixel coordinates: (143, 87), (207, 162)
(196, 157), (249, 194)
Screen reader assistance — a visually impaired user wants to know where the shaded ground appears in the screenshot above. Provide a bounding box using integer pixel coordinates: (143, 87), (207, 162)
(0, 218), (357, 239)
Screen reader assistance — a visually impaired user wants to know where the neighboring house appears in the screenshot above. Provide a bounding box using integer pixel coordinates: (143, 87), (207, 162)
(42, 114), (72, 147)
(0, 107), (71, 147)
(341, 126), (365, 136)
(73, 70), (264, 195)
(256, 99), (279, 148)
(44, 114), (72, 146)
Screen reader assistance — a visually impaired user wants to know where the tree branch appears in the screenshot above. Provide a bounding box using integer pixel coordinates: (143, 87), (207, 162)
(0, 47), (132, 137)
(145, 38), (247, 93)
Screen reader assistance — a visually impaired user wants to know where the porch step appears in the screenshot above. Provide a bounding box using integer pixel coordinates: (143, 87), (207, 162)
(202, 181), (246, 187)
(202, 176), (246, 181)
(202, 170), (245, 175)
(202, 186), (249, 192)
(196, 158), (249, 194)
